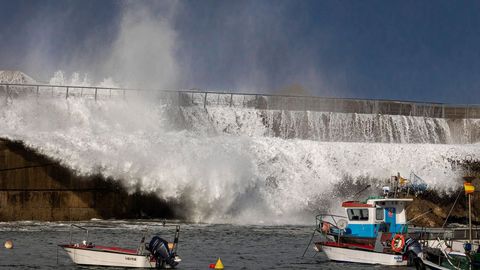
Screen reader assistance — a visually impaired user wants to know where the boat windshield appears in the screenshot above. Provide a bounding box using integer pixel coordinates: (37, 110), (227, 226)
(347, 208), (369, 221)
(375, 208), (384, 221)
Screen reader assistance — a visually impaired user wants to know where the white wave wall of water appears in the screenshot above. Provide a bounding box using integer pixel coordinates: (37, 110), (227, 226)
(179, 106), (480, 144)
(0, 96), (479, 224)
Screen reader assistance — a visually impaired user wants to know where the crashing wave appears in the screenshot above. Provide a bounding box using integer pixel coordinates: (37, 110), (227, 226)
(0, 70), (36, 84)
(0, 95), (478, 224)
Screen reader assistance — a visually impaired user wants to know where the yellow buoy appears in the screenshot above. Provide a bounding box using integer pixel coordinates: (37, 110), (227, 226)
(214, 258), (224, 269)
(4, 240), (13, 249)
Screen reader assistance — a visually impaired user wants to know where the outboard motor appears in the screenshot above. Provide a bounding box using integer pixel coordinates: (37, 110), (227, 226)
(404, 237), (423, 266)
(406, 237), (422, 255)
(146, 236), (178, 268)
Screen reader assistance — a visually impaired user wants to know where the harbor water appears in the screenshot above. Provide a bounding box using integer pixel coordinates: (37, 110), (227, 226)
(0, 220), (412, 269)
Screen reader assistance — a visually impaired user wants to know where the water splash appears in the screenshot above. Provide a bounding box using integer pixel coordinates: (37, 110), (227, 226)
(178, 106), (480, 144)
(0, 95), (478, 224)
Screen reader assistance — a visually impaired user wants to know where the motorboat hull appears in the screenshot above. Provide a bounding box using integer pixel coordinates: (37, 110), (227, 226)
(419, 258), (451, 270)
(60, 244), (175, 268)
(315, 243), (407, 266)
(417, 249), (473, 270)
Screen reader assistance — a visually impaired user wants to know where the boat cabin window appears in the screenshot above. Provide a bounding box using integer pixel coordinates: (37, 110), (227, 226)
(347, 208), (369, 221)
(375, 208), (384, 221)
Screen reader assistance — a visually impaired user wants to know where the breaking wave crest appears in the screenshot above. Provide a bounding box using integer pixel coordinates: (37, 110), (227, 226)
(0, 94), (479, 224)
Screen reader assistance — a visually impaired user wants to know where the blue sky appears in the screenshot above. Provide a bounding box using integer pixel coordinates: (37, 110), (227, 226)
(1, 0), (480, 103)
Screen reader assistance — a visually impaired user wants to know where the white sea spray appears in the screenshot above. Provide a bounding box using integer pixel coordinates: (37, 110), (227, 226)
(0, 94), (478, 224)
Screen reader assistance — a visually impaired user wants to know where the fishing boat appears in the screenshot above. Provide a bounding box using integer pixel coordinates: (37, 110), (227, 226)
(59, 224), (181, 268)
(307, 174), (427, 266)
(306, 173), (480, 268)
(313, 196), (419, 265)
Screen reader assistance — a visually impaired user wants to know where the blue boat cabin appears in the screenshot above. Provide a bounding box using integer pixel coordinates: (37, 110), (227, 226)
(342, 198), (413, 238)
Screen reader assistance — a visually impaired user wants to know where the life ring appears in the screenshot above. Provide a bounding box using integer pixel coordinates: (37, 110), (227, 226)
(391, 234), (405, 253)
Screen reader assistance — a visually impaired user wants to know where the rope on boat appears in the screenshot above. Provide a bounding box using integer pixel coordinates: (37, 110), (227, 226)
(407, 209), (433, 225)
(302, 228), (318, 258)
(442, 189), (463, 229)
(427, 188), (464, 244)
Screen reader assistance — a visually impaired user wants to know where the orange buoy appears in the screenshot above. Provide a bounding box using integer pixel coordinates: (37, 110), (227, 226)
(4, 240), (13, 249)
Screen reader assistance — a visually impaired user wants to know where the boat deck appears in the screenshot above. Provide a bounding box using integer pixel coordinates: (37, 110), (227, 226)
(59, 244), (139, 255)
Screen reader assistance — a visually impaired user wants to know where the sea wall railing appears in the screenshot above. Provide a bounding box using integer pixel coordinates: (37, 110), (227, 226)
(1, 83), (479, 119)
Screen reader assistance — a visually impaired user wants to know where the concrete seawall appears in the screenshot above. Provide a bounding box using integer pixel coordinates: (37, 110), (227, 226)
(179, 92), (480, 119)
(0, 139), (175, 221)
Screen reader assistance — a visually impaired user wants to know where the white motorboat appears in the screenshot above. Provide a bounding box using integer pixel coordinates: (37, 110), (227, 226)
(60, 243), (160, 268)
(59, 224), (181, 268)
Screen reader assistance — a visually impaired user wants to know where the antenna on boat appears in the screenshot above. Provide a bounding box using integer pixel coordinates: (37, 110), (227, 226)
(351, 184), (371, 200)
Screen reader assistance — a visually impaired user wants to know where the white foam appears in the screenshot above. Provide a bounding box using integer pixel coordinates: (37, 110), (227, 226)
(0, 96), (478, 225)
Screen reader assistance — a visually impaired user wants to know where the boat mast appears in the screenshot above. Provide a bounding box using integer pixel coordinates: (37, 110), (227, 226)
(464, 176), (476, 243)
(470, 189), (473, 243)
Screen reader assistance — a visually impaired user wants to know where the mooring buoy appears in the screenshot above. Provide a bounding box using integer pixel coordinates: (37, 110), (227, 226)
(4, 240), (13, 249)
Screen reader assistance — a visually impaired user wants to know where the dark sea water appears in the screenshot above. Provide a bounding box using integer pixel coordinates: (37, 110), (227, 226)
(0, 220), (412, 269)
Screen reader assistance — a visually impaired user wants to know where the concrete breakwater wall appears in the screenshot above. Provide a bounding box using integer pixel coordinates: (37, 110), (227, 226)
(2, 84), (480, 144)
(178, 91), (480, 119)
(0, 139), (175, 221)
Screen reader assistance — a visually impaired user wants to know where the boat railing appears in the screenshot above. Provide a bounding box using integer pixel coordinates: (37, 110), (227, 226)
(315, 213), (348, 231)
(408, 226), (480, 249)
(439, 239), (470, 270)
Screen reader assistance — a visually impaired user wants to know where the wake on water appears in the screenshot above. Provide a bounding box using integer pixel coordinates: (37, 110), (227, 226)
(0, 91), (479, 225)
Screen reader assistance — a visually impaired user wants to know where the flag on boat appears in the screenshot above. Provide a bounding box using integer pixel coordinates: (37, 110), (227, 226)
(399, 176), (408, 185)
(464, 182), (475, 194)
